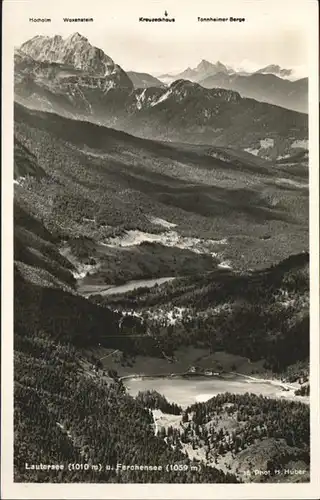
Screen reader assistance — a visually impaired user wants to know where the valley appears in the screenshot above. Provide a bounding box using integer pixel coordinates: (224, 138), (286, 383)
(12, 32), (310, 485)
(14, 103), (308, 273)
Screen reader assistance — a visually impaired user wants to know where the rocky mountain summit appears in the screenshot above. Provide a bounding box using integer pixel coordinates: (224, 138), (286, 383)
(19, 33), (128, 79)
(16, 33), (133, 104)
(15, 33), (133, 123)
(160, 59), (233, 84)
(195, 59), (232, 79)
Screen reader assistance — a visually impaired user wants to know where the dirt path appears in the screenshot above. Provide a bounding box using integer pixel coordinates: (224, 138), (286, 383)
(99, 349), (120, 361)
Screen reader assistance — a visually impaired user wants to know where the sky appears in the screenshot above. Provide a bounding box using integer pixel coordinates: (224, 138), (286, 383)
(5, 0), (314, 76)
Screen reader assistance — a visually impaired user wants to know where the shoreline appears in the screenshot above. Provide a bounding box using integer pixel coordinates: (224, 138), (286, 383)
(120, 370), (292, 390)
(119, 371), (224, 381)
(229, 370), (298, 391)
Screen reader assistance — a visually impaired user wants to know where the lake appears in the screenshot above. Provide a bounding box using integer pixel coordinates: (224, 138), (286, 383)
(81, 276), (176, 296)
(124, 374), (305, 408)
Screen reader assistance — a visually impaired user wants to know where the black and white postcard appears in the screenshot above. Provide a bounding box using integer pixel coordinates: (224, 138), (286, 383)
(1, 0), (319, 498)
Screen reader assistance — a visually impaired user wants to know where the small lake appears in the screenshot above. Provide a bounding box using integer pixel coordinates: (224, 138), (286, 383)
(124, 375), (302, 408)
(82, 277), (176, 296)
(98, 276), (176, 296)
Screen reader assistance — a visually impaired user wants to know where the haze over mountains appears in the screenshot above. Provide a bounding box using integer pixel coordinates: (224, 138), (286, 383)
(256, 64), (293, 79)
(160, 60), (302, 84)
(159, 60), (307, 113)
(127, 71), (165, 89)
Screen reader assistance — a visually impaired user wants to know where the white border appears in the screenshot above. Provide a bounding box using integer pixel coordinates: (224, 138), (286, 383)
(1, 0), (319, 498)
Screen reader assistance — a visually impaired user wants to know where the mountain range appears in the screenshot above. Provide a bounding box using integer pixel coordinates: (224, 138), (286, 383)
(198, 72), (307, 113)
(159, 60), (307, 113)
(160, 60), (300, 83)
(14, 33), (308, 161)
